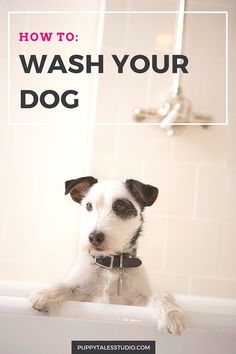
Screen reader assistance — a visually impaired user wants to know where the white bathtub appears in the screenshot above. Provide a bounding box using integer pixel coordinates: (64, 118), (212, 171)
(0, 282), (235, 354)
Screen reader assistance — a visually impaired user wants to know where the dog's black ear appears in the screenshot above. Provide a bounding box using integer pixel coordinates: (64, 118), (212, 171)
(65, 176), (98, 203)
(125, 179), (158, 207)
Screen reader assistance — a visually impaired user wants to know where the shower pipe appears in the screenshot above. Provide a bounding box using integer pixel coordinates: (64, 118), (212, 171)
(133, 0), (212, 136)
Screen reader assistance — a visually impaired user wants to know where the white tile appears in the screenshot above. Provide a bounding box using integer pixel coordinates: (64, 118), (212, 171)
(90, 156), (146, 181)
(138, 217), (167, 271)
(143, 162), (196, 217)
(117, 125), (171, 161)
(165, 219), (221, 275)
(190, 276), (236, 299)
(187, 0), (236, 11)
(128, 0), (179, 13)
(196, 166), (236, 222)
(124, 13), (176, 52)
(0, 260), (28, 281)
(171, 126), (226, 164)
(105, 0), (130, 11)
(218, 223), (236, 278)
(149, 272), (189, 294)
(93, 126), (118, 157)
(102, 13), (128, 51)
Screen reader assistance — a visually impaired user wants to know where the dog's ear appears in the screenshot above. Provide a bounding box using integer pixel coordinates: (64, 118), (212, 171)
(125, 179), (158, 207)
(65, 176), (98, 203)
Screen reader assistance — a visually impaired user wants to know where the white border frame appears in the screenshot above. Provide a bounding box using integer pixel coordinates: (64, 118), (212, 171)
(8, 11), (228, 126)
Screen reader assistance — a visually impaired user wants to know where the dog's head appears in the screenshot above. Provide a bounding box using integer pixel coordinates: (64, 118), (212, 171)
(65, 177), (158, 256)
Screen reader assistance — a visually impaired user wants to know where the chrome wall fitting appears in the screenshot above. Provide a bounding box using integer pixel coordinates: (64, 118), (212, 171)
(134, 88), (213, 136)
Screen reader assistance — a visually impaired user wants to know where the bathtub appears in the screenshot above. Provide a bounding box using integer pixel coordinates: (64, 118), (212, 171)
(0, 282), (235, 354)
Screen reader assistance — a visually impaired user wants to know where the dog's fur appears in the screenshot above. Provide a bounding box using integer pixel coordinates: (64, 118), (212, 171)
(30, 177), (185, 335)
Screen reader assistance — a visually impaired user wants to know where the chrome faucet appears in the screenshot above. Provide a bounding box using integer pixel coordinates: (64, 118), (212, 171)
(133, 88), (212, 136)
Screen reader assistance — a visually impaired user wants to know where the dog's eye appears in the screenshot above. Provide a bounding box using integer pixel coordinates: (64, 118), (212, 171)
(113, 199), (137, 218)
(86, 202), (93, 211)
(114, 201), (127, 212)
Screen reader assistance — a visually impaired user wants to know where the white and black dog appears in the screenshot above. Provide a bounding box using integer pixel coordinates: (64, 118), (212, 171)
(30, 177), (185, 335)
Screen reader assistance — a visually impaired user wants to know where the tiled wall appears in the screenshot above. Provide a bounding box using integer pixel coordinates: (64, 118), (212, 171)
(0, 0), (235, 300)
(90, 0), (236, 298)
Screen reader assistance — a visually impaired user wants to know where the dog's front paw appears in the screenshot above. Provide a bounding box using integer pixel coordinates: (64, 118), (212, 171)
(30, 289), (52, 312)
(30, 283), (71, 312)
(166, 310), (186, 336)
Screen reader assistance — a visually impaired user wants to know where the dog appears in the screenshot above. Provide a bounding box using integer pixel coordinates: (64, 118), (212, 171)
(30, 176), (185, 335)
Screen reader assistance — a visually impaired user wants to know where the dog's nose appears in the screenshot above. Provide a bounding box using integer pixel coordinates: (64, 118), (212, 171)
(89, 232), (105, 246)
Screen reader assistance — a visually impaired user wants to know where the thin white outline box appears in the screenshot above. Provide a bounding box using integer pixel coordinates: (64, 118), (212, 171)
(7, 11), (228, 126)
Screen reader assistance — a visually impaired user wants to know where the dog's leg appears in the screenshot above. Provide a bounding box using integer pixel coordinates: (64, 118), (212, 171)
(149, 291), (185, 336)
(30, 283), (78, 312)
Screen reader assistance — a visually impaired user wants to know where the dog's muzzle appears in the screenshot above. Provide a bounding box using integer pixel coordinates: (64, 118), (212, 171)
(91, 253), (142, 269)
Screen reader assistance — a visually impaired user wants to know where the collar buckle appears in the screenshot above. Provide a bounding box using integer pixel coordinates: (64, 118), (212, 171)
(95, 255), (115, 269)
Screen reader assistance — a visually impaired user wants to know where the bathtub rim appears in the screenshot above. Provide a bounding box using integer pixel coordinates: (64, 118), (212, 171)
(0, 281), (236, 332)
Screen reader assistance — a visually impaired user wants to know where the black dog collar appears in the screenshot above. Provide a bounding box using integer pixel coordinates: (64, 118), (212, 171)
(91, 253), (142, 269)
